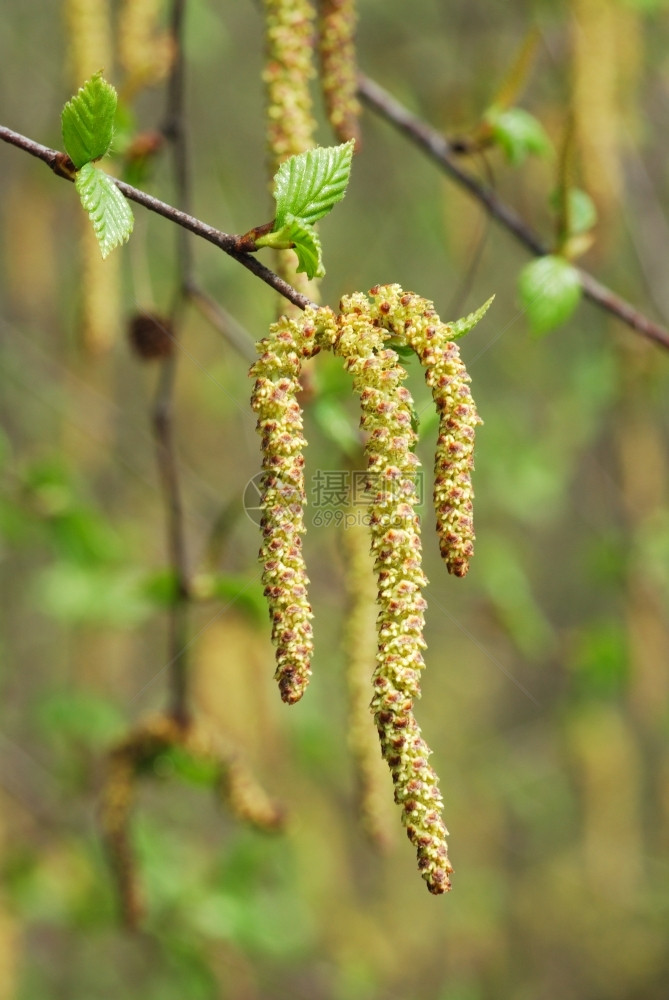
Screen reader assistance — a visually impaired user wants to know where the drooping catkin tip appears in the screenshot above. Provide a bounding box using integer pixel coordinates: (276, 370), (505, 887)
(452, 563), (469, 578)
(426, 866), (453, 894)
(277, 665), (310, 704)
(252, 314), (325, 702)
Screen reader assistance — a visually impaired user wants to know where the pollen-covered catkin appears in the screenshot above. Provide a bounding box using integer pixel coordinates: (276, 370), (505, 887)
(250, 310), (325, 703)
(342, 520), (393, 849)
(368, 284), (483, 577)
(119, 0), (174, 98)
(263, 0), (317, 166)
(64, 0), (121, 356)
(64, 0), (112, 83)
(99, 748), (143, 928)
(333, 295), (453, 893)
(319, 0), (361, 146)
(182, 722), (285, 832)
(251, 291), (488, 892)
(263, 0), (319, 310)
(221, 756), (285, 831)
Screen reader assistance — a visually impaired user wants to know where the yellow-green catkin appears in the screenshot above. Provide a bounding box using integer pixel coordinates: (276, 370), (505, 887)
(64, 0), (121, 356)
(100, 715), (185, 927)
(342, 520), (393, 850)
(332, 294), (453, 893)
(319, 0), (361, 146)
(367, 284), (483, 577)
(119, 0), (174, 99)
(250, 310), (324, 703)
(220, 755), (285, 831)
(177, 719), (285, 832)
(64, 0), (113, 82)
(263, 0), (317, 166)
(251, 290), (486, 891)
(99, 744), (143, 928)
(263, 0), (319, 309)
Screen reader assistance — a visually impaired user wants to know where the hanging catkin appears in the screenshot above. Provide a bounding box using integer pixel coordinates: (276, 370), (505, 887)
(251, 286), (489, 890)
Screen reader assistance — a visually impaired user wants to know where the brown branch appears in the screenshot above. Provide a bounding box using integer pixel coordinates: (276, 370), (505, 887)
(357, 73), (669, 352)
(163, 0), (193, 289)
(155, 0), (193, 728)
(0, 125), (315, 313)
(151, 312), (190, 724)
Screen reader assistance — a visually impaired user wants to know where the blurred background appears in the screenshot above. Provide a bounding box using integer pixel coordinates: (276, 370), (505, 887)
(2, 1), (669, 997)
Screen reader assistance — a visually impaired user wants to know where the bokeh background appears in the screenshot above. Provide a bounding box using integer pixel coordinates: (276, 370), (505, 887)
(2, 1), (669, 997)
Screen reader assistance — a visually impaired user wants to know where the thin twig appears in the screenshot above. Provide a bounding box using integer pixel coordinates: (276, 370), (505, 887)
(446, 150), (495, 318)
(186, 282), (258, 362)
(152, 309), (190, 724)
(163, 0), (193, 289)
(4, 79), (668, 350)
(0, 125), (315, 313)
(156, 0), (192, 727)
(357, 73), (669, 352)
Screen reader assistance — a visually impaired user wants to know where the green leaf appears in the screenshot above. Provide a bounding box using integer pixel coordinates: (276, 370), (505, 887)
(485, 106), (552, 165)
(273, 141), (354, 228)
(142, 568), (181, 607)
(158, 746), (219, 787)
(517, 255), (582, 336)
(37, 691), (125, 747)
(570, 620), (628, 699)
(75, 162), (134, 258)
(616, 0), (669, 9)
(34, 563), (152, 626)
(417, 406), (439, 443)
(47, 508), (124, 566)
(289, 220), (324, 278)
(312, 397), (362, 459)
(207, 575), (267, 622)
(550, 187), (597, 236)
(387, 341), (416, 359)
(256, 216), (324, 279)
(61, 72), (117, 169)
(448, 295), (495, 341)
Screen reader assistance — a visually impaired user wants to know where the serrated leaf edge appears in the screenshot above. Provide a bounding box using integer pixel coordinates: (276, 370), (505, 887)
(274, 140), (354, 229)
(285, 217), (324, 279)
(61, 72), (117, 169)
(448, 295), (495, 341)
(75, 163), (134, 259)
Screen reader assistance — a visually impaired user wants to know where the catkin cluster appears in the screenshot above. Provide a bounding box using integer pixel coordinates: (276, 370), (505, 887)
(263, 0), (319, 309)
(251, 286), (489, 892)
